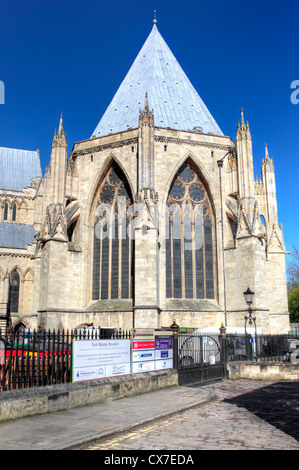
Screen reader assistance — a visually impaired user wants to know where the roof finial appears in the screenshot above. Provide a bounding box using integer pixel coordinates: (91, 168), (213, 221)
(144, 92), (149, 111)
(240, 107), (244, 125)
(153, 10), (157, 25)
(58, 113), (64, 135)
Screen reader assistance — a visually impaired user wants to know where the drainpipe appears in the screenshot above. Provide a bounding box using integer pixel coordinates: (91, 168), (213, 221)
(217, 149), (235, 327)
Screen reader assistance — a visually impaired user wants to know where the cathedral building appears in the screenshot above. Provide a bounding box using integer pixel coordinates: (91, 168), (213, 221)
(0, 17), (289, 334)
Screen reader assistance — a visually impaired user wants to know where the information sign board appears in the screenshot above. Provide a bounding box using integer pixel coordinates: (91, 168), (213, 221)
(132, 360), (155, 373)
(155, 349), (173, 360)
(131, 329), (174, 374)
(72, 339), (131, 382)
(132, 328), (155, 340)
(155, 338), (173, 349)
(132, 350), (155, 362)
(154, 330), (173, 370)
(132, 340), (155, 350)
(155, 358), (173, 370)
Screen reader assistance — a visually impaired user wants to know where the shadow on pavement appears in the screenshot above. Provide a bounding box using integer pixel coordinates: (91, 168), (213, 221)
(224, 382), (299, 442)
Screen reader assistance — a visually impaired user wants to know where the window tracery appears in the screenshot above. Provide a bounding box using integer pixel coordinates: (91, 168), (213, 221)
(3, 202), (8, 221)
(92, 164), (133, 300)
(9, 270), (20, 313)
(12, 203), (17, 221)
(166, 161), (215, 299)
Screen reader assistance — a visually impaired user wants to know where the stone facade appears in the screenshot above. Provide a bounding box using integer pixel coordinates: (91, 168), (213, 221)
(0, 21), (290, 334)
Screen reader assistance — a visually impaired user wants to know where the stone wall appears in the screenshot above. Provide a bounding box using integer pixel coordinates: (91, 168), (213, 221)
(0, 369), (178, 422)
(227, 362), (299, 381)
(0, 123), (290, 335)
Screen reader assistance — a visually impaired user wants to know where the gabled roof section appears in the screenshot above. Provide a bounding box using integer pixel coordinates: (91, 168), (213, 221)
(92, 22), (223, 138)
(0, 147), (42, 191)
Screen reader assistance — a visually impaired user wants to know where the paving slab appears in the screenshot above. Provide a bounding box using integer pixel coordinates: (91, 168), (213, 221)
(0, 385), (215, 450)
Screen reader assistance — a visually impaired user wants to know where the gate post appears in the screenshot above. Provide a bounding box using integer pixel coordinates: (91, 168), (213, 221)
(245, 335), (253, 360)
(219, 323), (227, 378)
(200, 334), (204, 384)
(170, 319), (179, 370)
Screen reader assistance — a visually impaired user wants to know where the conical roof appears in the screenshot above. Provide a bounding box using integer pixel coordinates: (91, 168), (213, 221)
(91, 21), (223, 138)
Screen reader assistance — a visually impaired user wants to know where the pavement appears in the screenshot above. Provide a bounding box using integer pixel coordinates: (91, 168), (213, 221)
(0, 384), (216, 450)
(81, 380), (299, 451)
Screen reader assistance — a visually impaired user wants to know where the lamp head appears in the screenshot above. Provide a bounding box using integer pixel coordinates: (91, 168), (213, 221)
(243, 287), (254, 305)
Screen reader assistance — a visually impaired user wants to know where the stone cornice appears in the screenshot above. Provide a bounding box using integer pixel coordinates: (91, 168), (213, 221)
(71, 137), (139, 157)
(0, 252), (31, 258)
(0, 194), (35, 202)
(154, 135), (233, 151)
(71, 132), (234, 158)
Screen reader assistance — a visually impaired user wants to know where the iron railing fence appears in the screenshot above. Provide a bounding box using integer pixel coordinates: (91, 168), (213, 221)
(0, 328), (131, 391)
(176, 332), (299, 368)
(226, 334), (299, 363)
(1, 329), (298, 392)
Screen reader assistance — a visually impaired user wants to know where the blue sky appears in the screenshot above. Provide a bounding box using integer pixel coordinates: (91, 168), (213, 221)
(0, 0), (298, 256)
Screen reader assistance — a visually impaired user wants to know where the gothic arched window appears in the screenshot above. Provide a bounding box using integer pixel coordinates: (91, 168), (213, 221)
(3, 202), (8, 221)
(166, 161), (216, 300)
(9, 270), (20, 313)
(12, 203), (17, 221)
(92, 163), (133, 300)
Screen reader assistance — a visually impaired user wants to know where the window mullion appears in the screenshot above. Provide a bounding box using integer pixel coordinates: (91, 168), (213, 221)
(203, 220), (206, 299)
(181, 215), (185, 298)
(192, 216), (196, 298)
(99, 222), (103, 299)
(118, 219), (122, 299)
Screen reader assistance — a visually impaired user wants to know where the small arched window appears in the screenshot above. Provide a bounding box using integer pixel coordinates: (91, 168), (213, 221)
(9, 270), (20, 313)
(14, 322), (26, 333)
(12, 203), (17, 221)
(3, 202), (8, 221)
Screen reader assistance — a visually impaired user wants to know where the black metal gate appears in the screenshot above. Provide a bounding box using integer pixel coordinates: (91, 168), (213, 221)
(174, 333), (226, 386)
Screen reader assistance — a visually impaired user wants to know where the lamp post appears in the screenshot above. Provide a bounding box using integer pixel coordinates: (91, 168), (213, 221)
(243, 287), (256, 335)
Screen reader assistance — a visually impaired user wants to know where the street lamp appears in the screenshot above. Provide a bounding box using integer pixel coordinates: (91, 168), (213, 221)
(243, 287), (254, 306)
(243, 287), (256, 335)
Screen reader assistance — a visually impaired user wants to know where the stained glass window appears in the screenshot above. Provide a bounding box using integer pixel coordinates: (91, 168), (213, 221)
(92, 164), (133, 300)
(12, 203), (17, 221)
(166, 161), (215, 299)
(3, 202), (8, 221)
(9, 270), (20, 313)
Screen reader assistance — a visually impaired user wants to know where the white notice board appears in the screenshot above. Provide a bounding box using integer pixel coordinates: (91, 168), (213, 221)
(72, 339), (131, 382)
